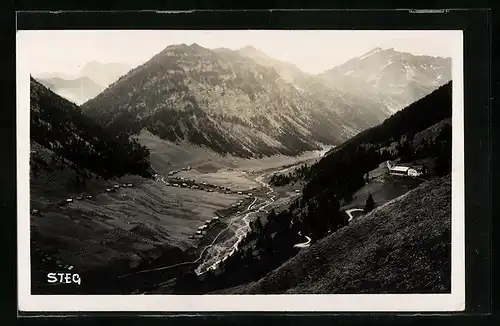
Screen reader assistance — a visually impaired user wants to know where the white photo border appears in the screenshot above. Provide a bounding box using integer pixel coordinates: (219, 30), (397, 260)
(16, 29), (465, 312)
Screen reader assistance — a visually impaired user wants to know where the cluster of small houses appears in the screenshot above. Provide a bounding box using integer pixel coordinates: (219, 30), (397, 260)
(157, 171), (258, 197)
(35, 248), (74, 271)
(167, 166), (191, 175)
(31, 182), (135, 216)
(190, 216), (221, 239)
(386, 161), (427, 178)
(189, 194), (253, 240)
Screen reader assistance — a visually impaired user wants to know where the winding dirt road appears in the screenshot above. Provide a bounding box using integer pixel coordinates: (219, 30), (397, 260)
(293, 235), (311, 249)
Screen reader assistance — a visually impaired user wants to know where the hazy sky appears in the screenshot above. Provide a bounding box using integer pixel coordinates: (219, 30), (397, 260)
(18, 30), (457, 76)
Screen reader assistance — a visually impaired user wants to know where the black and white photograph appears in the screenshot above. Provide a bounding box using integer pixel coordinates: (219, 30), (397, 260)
(17, 29), (464, 311)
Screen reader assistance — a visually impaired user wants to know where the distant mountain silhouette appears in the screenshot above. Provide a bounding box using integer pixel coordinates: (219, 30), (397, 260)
(37, 76), (104, 105)
(77, 61), (132, 87)
(34, 61), (132, 105)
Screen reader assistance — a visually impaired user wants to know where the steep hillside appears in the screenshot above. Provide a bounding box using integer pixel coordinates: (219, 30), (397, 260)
(30, 77), (152, 182)
(224, 175), (451, 294)
(319, 47), (451, 113)
(81, 44), (392, 158)
(37, 76), (104, 105)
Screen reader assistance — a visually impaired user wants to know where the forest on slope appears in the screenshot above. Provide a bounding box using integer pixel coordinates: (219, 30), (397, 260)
(30, 77), (152, 180)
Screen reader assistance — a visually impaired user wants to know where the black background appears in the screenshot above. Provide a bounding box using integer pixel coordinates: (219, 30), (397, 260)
(4, 7), (494, 325)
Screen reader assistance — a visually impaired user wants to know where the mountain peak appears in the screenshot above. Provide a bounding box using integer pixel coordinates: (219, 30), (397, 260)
(165, 43), (189, 50)
(358, 47), (385, 60)
(238, 46), (273, 62)
(239, 45), (265, 55)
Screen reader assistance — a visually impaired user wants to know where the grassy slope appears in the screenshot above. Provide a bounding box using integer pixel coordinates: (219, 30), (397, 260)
(222, 175), (451, 294)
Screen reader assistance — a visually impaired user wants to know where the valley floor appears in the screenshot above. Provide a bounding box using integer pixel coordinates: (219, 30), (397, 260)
(29, 145), (323, 294)
(29, 137), (447, 296)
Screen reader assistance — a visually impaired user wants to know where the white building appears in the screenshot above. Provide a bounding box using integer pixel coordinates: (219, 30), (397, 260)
(389, 165), (424, 177)
(389, 166), (409, 176)
(408, 168), (423, 177)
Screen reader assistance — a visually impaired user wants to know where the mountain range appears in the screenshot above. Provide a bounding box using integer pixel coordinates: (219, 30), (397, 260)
(35, 62), (131, 105)
(80, 44), (451, 158)
(318, 47), (451, 113)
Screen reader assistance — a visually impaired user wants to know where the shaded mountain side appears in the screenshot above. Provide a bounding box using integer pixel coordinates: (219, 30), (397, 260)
(30, 77), (152, 180)
(220, 175), (451, 294)
(29, 141), (111, 201)
(81, 44), (391, 158)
